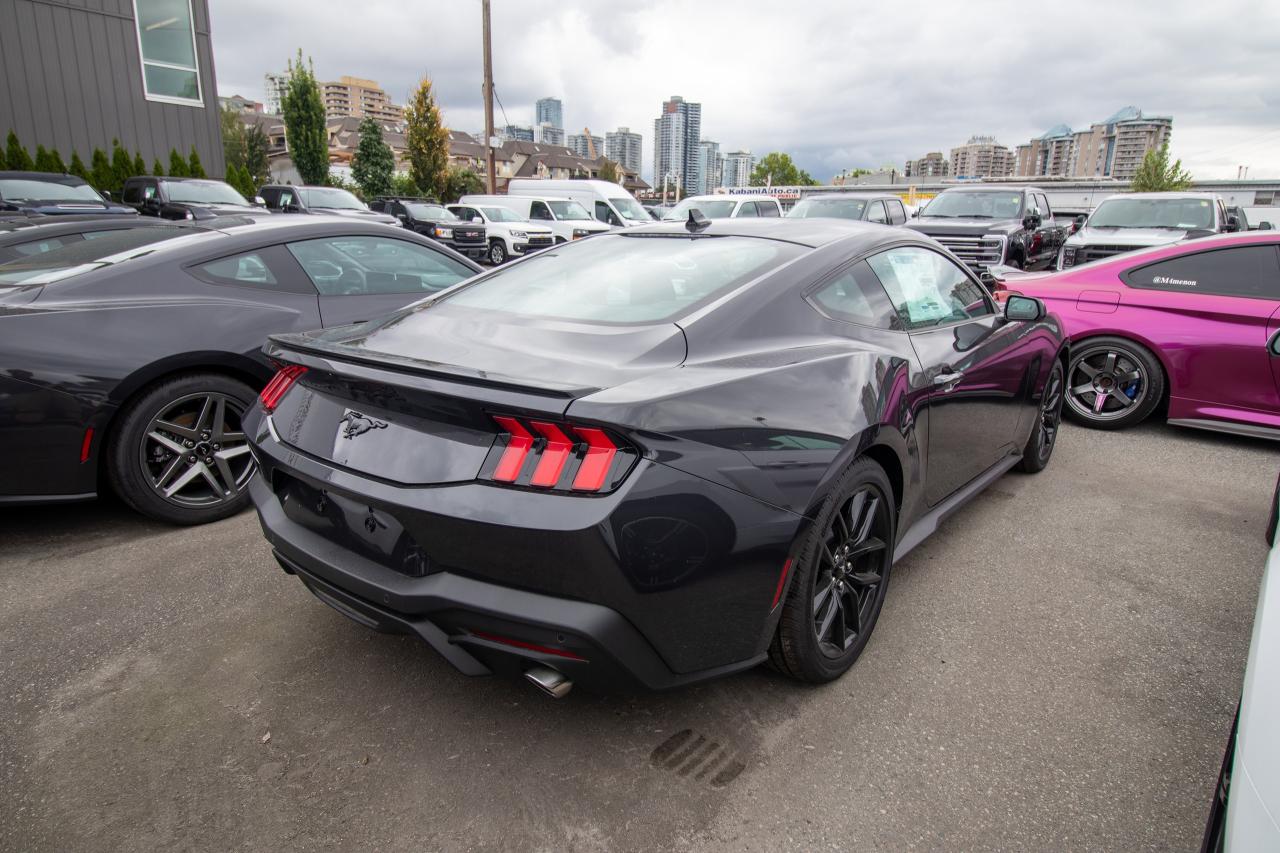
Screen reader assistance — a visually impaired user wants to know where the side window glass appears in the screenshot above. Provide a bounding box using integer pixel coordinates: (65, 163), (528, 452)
(142, 185), (157, 201)
(736, 202), (759, 218)
(193, 251), (280, 288)
(278, 190), (296, 209)
(594, 201), (611, 223)
(12, 234), (85, 256)
(286, 236), (475, 296)
(531, 201), (553, 220)
(123, 183), (141, 204)
(866, 246), (993, 329)
(808, 262), (900, 330)
(759, 200), (780, 217)
(1125, 246), (1280, 300)
(867, 201), (888, 224)
(889, 201), (907, 225)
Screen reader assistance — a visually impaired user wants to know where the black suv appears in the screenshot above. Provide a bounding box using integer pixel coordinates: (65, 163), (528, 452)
(122, 176), (263, 220)
(259, 184), (400, 226)
(905, 184), (1067, 279)
(0, 171), (135, 217)
(369, 196), (487, 261)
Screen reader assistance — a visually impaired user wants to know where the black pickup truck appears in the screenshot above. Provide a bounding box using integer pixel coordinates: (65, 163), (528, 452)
(122, 176), (263, 220)
(369, 196), (488, 262)
(905, 184), (1067, 279)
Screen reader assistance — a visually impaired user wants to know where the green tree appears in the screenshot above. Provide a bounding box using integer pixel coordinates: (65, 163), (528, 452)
(1130, 142), (1193, 192)
(403, 75), (449, 199)
(109, 138), (132, 192)
(749, 152), (817, 187)
(152, 158), (165, 177)
(597, 159), (621, 184)
(90, 147), (112, 191)
(50, 149), (68, 173)
(388, 173), (419, 197)
(133, 152), (147, 176)
(282, 49), (329, 185)
(220, 106), (247, 171)
(187, 145), (205, 178)
(242, 124), (270, 188)
(6, 131), (34, 170)
(168, 148), (189, 178)
(351, 117), (395, 199)
(69, 152), (90, 181)
(442, 166), (483, 203)
(238, 165), (258, 198)
(34, 145), (56, 172)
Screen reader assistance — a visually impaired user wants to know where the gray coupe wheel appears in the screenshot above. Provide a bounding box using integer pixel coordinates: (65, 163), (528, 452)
(1064, 337), (1163, 430)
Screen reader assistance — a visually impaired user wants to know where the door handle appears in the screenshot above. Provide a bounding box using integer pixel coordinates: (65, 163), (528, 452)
(933, 371), (965, 392)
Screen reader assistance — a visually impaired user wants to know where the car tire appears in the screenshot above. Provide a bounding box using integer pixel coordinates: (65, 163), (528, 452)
(488, 240), (507, 265)
(1016, 360), (1064, 474)
(1063, 336), (1164, 430)
(107, 373), (257, 525)
(769, 456), (896, 683)
(554, 236), (567, 245)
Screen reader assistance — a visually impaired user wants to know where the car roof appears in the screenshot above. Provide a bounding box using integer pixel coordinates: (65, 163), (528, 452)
(682, 194), (774, 202)
(620, 217), (918, 249)
(942, 184), (1040, 193)
(1103, 191), (1219, 201)
(0, 171), (93, 186)
(800, 192), (900, 201)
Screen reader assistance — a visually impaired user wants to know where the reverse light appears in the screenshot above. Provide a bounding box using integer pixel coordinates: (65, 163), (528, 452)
(487, 414), (630, 493)
(259, 365), (308, 412)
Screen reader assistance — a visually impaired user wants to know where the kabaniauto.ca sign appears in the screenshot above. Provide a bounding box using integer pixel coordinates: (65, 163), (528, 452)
(715, 186), (806, 200)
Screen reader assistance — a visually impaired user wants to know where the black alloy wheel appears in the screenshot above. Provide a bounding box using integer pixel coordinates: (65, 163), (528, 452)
(1017, 360), (1064, 473)
(108, 373), (257, 525)
(488, 240), (507, 265)
(770, 457), (896, 682)
(1064, 337), (1164, 430)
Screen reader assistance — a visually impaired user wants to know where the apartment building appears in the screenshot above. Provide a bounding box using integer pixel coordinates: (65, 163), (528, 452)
(568, 132), (604, 159)
(319, 76), (403, 124)
(698, 140), (722, 193)
(722, 150), (755, 188)
(950, 136), (1015, 178)
(653, 95), (703, 196)
(605, 127), (643, 175)
(905, 151), (949, 178)
(1014, 107), (1174, 180)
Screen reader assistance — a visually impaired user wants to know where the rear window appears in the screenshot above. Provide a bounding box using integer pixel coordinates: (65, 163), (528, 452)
(443, 234), (802, 324)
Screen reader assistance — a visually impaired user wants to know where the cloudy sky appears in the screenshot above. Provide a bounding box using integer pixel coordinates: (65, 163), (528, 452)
(210, 0), (1280, 184)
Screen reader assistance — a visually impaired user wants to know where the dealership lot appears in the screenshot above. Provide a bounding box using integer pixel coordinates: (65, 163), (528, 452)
(1, 422), (1274, 852)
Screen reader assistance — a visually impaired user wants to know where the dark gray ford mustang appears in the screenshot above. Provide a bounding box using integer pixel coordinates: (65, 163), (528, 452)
(246, 217), (1066, 693)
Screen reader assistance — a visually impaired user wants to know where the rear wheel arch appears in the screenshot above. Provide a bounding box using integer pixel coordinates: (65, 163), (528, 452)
(860, 443), (903, 513)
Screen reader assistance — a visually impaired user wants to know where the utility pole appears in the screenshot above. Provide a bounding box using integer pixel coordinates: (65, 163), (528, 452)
(481, 0), (496, 194)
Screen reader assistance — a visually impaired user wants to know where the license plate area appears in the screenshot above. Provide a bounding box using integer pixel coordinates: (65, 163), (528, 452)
(275, 473), (433, 577)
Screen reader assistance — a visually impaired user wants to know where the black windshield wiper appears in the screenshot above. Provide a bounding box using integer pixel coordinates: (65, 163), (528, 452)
(959, 214), (994, 219)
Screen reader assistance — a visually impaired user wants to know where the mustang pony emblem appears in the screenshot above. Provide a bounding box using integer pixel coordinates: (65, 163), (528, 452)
(338, 411), (388, 440)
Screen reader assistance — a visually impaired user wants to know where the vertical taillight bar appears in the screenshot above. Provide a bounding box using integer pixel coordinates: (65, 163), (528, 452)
(529, 421), (573, 487)
(571, 427), (617, 491)
(492, 416), (534, 482)
(259, 365), (308, 412)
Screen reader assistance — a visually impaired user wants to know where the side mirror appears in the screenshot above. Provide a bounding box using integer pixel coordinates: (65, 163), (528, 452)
(1003, 294), (1045, 322)
(253, 196), (266, 206)
(1260, 221), (1274, 231)
(1073, 215), (1086, 233)
(282, 203), (302, 213)
(1023, 213), (1042, 230)
(1226, 215), (1241, 232)
(100, 190), (114, 202)
(471, 216), (482, 224)
(910, 208), (920, 218)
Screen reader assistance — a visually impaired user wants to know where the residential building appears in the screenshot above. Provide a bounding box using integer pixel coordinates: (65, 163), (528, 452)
(499, 124), (535, 143)
(219, 94), (264, 114)
(904, 152), (949, 178)
(536, 123), (565, 146)
(264, 72), (289, 115)
(1013, 107), (1174, 180)
(1014, 125), (1075, 177)
(950, 136), (1014, 179)
(535, 98), (563, 132)
(319, 76), (403, 124)
(605, 127), (643, 175)
(0, 0), (224, 177)
(653, 95), (703, 196)
(568, 132), (604, 159)
(722, 150), (755, 188)
(698, 140), (722, 193)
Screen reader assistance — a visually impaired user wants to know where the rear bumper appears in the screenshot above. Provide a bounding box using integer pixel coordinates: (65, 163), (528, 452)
(246, 409), (803, 690)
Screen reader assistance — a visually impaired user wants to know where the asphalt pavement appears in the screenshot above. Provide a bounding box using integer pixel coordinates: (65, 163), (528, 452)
(1, 421), (1275, 852)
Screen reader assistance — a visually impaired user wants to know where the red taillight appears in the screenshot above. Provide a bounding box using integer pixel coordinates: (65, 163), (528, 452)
(488, 414), (629, 493)
(492, 416), (534, 481)
(259, 365), (308, 412)
(571, 427), (617, 491)
(469, 630), (587, 661)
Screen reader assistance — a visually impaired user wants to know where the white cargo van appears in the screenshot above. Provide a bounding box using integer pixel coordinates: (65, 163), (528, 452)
(458, 194), (610, 243)
(506, 179), (651, 228)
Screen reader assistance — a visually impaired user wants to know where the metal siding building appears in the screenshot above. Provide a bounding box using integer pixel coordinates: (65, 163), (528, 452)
(0, 0), (224, 177)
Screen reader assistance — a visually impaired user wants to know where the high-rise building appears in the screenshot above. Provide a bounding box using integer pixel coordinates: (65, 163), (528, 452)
(698, 139), (721, 193)
(319, 76), (403, 124)
(499, 124), (535, 143)
(536, 123), (565, 146)
(904, 152), (949, 178)
(949, 136), (1014, 178)
(605, 127), (643, 175)
(722, 150), (754, 188)
(653, 95), (702, 196)
(567, 132), (604, 159)
(1012, 108), (1174, 180)
(1014, 125), (1075, 177)
(264, 72), (288, 115)
(535, 97), (563, 132)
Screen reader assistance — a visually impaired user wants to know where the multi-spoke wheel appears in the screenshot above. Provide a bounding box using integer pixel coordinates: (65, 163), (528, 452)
(1016, 360), (1064, 473)
(1063, 337), (1164, 430)
(770, 457), (896, 682)
(108, 373), (257, 524)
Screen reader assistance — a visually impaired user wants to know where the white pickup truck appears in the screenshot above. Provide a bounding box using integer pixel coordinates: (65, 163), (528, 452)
(446, 203), (555, 265)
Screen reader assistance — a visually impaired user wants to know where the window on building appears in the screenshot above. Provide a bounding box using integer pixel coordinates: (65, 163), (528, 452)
(134, 0), (202, 105)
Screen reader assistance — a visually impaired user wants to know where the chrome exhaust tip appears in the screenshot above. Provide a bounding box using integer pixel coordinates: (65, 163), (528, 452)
(524, 665), (573, 699)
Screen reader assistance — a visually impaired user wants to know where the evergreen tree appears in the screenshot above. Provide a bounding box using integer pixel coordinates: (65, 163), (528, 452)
(597, 159), (621, 185)
(133, 152), (147, 176)
(282, 49), (329, 185)
(50, 149), (68, 174)
(187, 145), (206, 179)
(168, 148), (189, 178)
(109, 138), (132, 192)
(152, 159), (165, 177)
(404, 75), (449, 199)
(69, 152), (90, 181)
(243, 125), (271, 188)
(90, 148), (113, 191)
(351, 117), (395, 199)
(6, 131), (34, 170)
(1130, 142), (1194, 192)
(34, 145), (56, 172)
